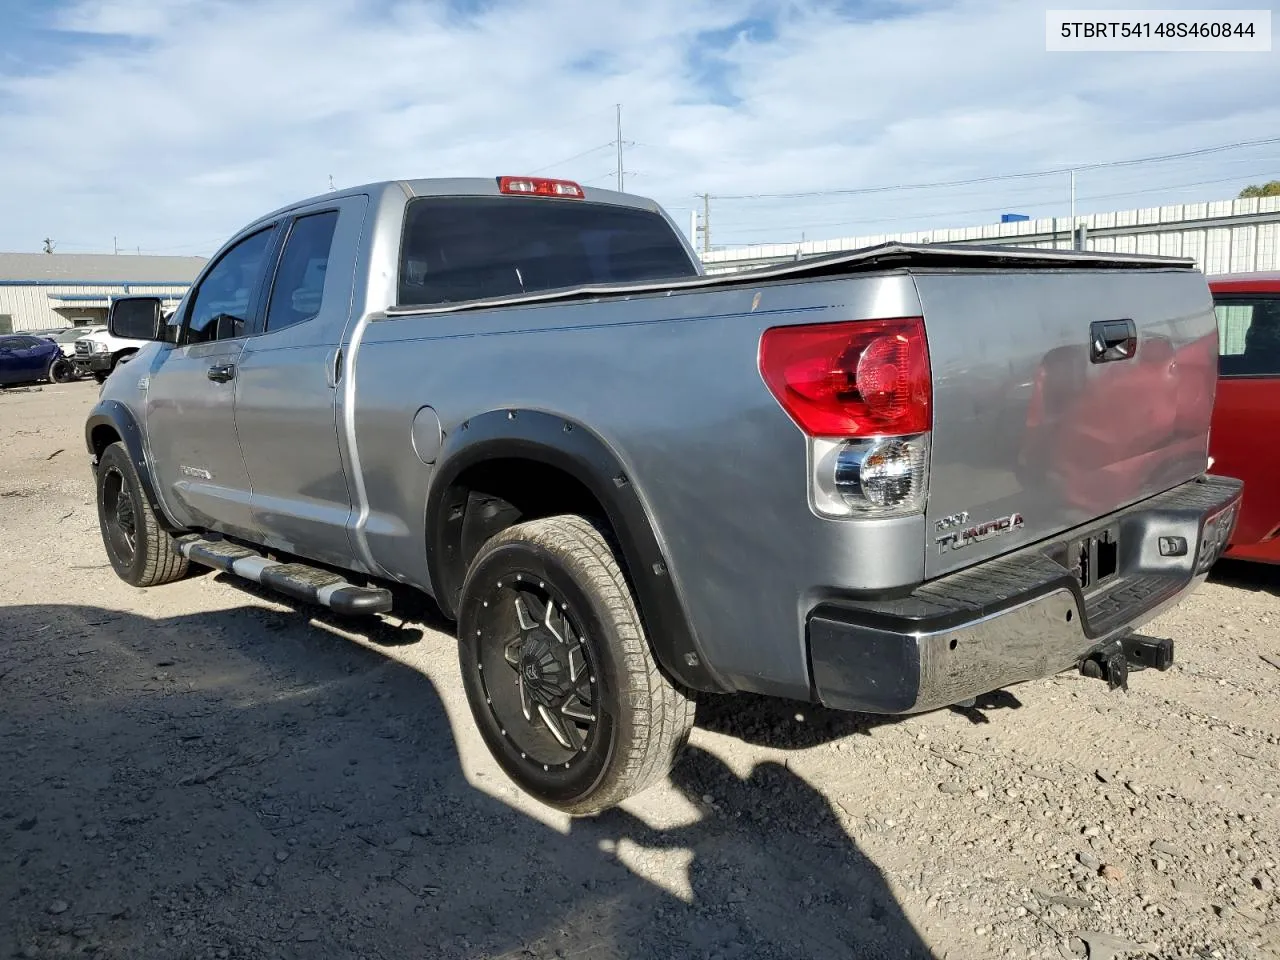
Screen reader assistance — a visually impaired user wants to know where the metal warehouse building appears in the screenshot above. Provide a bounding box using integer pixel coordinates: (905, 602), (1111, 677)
(0, 253), (205, 334)
(701, 194), (1280, 275)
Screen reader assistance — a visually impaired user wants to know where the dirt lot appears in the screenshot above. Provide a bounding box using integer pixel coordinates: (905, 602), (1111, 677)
(1, 383), (1278, 960)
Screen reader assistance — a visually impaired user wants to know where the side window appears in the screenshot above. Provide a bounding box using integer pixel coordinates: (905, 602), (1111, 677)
(264, 211), (339, 333)
(183, 228), (274, 345)
(1215, 296), (1280, 377)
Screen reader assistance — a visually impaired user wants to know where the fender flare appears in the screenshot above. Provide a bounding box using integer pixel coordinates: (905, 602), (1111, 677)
(425, 409), (729, 693)
(84, 399), (182, 533)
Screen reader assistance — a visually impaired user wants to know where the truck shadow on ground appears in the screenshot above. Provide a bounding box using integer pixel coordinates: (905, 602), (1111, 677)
(1209, 559), (1280, 599)
(209, 567), (1022, 751)
(0, 602), (939, 960)
(695, 688), (1023, 749)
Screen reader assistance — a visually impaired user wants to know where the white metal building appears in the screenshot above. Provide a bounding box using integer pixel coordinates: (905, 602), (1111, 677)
(0, 253), (205, 334)
(700, 194), (1280, 276)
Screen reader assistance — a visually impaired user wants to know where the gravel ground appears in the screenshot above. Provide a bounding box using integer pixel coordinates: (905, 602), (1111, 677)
(1, 382), (1278, 960)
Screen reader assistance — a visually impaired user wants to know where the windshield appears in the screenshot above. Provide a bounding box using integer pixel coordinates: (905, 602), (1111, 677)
(54, 327), (101, 342)
(398, 196), (698, 307)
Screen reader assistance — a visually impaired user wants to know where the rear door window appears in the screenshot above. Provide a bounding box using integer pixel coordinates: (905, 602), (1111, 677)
(264, 211), (340, 333)
(398, 196), (698, 307)
(1215, 295), (1280, 377)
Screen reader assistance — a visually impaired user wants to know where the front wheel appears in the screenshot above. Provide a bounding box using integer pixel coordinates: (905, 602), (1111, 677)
(457, 515), (695, 816)
(47, 356), (76, 383)
(95, 441), (189, 587)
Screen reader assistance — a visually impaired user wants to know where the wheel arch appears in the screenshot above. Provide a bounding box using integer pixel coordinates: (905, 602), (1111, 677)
(85, 400), (182, 533)
(425, 409), (728, 694)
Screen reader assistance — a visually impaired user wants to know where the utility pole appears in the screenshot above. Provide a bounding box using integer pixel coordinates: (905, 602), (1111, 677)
(1069, 169), (1077, 249)
(328, 175), (336, 192)
(113, 236), (119, 255)
(700, 193), (711, 254)
(615, 104), (624, 192)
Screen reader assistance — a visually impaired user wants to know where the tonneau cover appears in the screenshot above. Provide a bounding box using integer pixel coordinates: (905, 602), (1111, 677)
(381, 241), (1198, 317)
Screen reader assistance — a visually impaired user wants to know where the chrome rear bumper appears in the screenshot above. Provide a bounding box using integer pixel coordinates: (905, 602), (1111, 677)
(807, 474), (1242, 714)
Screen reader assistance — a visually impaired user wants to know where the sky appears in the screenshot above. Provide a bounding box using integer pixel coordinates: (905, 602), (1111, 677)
(0, 0), (1277, 257)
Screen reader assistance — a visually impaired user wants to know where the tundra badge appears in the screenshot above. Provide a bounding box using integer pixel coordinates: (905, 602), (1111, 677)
(935, 513), (1025, 554)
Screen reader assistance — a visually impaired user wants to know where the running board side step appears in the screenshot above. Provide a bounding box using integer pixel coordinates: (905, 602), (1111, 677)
(176, 536), (393, 616)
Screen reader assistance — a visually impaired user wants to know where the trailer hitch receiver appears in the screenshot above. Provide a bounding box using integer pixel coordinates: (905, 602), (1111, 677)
(1079, 633), (1174, 692)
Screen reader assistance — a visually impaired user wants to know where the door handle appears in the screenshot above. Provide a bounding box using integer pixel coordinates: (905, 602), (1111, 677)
(207, 363), (237, 383)
(1089, 319), (1137, 364)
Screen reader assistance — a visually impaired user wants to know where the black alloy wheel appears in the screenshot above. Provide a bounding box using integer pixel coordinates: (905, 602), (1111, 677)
(48, 356), (76, 383)
(476, 576), (600, 768)
(100, 463), (138, 566)
(94, 441), (189, 587)
(457, 515), (695, 815)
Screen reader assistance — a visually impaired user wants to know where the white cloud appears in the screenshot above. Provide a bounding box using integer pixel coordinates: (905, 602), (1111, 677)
(0, 0), (1276, 255)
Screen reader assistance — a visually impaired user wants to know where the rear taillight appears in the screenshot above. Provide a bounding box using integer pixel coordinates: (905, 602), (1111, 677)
(759, 317), (932, 519)
(497, 176), (585, 199)
(758, 317), (931, 437)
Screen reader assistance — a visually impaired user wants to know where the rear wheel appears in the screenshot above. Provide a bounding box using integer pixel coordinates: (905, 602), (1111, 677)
(457, 515), (695, 815)
(95, 441), (189, 587)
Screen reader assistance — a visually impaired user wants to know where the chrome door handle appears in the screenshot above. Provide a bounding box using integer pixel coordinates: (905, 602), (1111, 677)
(207, 363), (237, 383)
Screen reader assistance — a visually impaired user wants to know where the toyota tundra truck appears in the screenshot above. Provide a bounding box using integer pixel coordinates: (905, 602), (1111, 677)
(84, 175), (1241, 814)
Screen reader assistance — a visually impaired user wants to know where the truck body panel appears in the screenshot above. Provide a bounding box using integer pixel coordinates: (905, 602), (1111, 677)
(352, 271), (926, 698)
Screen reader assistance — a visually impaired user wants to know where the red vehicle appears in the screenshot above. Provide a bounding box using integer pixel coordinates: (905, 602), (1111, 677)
(1208, 272), (1280, 563)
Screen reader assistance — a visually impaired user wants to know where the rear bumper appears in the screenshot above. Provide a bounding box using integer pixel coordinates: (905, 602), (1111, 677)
(807, 474), (1242, 714)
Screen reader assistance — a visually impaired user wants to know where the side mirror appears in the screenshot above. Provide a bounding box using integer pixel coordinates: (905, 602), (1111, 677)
(108, 296), (164, 341)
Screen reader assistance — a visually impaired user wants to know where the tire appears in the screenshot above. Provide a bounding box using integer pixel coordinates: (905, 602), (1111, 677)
(93, 371), (109, 384)
(95, 441), (189, 587)
(457, 514), (695, 815)
(47, 356), (76, 383)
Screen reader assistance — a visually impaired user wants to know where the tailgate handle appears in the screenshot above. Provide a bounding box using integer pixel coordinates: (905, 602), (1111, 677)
(1089, 319), (1137, 364)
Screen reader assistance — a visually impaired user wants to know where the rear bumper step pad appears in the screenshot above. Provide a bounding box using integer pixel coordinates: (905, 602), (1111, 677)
(176, 536), (393, 616)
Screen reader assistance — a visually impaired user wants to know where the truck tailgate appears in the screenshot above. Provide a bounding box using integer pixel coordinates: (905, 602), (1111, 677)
(916, 267), (1218, 579)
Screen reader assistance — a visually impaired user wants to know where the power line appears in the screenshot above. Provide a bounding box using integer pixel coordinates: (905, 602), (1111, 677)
(707, 156), (1280, 235)
(709, 135), (1280, 201)
(715, 169), (1280, 242)
(526, 142), (615, 176)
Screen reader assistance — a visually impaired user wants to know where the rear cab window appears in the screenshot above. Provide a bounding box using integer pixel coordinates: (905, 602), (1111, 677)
(397, 196), (698, 307)
(1215, 294), (1280, 377)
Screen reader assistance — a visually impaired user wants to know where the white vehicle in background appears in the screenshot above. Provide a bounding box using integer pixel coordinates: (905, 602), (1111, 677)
(73, 300), (179, 383)
(52, 325), (105, 357)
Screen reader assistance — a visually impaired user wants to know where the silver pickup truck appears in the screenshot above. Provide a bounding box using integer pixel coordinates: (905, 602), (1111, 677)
(86, 175), (1242, 814)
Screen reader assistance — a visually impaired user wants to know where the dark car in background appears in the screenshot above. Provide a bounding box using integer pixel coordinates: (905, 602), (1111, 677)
(1209, 272), (1280, 564)
(0, 334), (75, 386)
